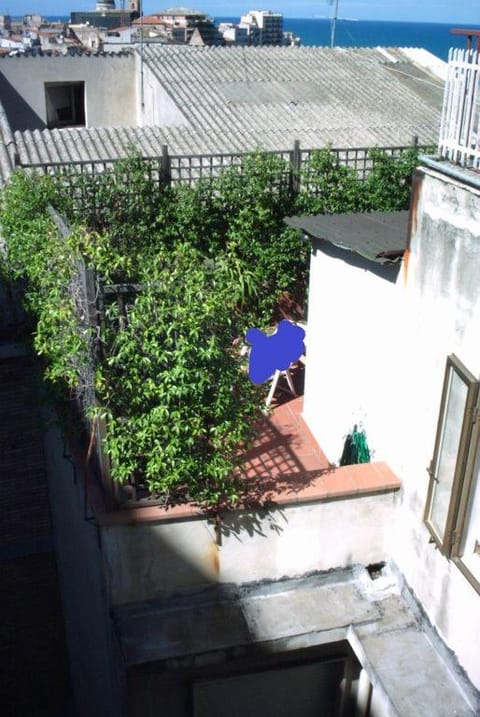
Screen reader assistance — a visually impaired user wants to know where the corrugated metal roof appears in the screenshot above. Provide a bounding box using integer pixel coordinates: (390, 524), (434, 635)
(285, 211), (409, 263)
(13, 123), (431, 170)
(140, 45), (444, 147)
(1, 45), (445, 179)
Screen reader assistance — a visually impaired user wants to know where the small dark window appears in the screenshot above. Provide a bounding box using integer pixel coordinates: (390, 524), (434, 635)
(45, 82), (85, 128)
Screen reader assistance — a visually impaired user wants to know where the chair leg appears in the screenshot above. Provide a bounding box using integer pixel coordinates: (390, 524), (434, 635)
(284, 369), (296, 396)
(265, 369), (280, 408)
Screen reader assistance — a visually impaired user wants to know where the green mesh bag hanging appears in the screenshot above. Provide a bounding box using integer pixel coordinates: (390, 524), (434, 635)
(340, 424), (371, 466)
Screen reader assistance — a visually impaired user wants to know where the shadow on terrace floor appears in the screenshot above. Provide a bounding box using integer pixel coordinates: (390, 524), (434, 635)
(236, 363), (336, 507)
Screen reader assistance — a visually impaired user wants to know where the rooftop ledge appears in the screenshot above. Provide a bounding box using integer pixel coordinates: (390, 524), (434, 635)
(96, 396), (401, 527)
(419, 154), (480, 190)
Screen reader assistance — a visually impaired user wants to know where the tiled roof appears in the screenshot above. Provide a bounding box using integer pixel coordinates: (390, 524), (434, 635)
(140, 45), (445, 147)
(132, 16), (167, 25)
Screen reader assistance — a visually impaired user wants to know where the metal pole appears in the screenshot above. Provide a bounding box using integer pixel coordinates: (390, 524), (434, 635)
(330, 0), (339, 48)
(140, 5), (145, 110)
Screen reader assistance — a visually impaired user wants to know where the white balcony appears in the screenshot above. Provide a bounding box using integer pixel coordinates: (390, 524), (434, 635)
(439, 48), (480, 167)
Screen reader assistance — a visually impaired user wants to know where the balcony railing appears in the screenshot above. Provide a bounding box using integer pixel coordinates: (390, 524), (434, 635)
(439, 48), (480, 168)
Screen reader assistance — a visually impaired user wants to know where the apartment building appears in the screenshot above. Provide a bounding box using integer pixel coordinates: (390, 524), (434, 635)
(240, 9), (283, 46)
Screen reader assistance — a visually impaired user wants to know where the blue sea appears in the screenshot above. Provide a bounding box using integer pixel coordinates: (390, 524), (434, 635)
(44, 15), (480, 62)
(217, 17), (480, 62)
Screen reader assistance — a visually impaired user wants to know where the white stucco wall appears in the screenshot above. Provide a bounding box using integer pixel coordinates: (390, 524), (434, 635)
(137, 55), (189, 127)
(303, 165), (480, 690)
(0, 53), (136, 130)
(303, 243), (404, 466)
(391, 166), (480, 691)
(101, 491), (398, 606)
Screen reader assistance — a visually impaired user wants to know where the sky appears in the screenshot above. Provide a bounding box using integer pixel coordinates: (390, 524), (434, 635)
(3, 1), (480, 25)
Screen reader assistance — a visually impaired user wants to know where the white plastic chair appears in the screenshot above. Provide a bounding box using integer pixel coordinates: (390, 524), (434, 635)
(265, 367), (297, 408)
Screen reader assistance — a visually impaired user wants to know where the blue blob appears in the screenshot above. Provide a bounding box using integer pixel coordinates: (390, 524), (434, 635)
(245, 320), (306, 384)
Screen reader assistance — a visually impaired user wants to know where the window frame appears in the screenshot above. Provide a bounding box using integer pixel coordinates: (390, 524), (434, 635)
(424, 354), (479, 557)
(451, 408), (480, 593)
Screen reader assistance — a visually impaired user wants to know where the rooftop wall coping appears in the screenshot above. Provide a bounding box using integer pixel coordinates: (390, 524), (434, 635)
(63, 398), (400, 529)
(419, 154), (480, 191)
(0, 48), (132, 59)
(96, 460), (400, 527)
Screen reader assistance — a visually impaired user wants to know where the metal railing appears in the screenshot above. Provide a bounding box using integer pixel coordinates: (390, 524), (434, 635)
(439, 48), (480, 168)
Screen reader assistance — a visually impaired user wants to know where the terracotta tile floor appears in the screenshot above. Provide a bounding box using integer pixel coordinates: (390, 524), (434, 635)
(101, 365), (400, 524)
(238, 393), (335, 505)
(236, 360), (401, 507)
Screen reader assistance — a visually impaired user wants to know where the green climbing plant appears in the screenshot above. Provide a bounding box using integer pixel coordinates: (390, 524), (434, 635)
(0, 145), (420, 507)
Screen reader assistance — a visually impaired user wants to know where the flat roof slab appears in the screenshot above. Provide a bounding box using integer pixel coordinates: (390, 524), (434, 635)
(113, 566), (479, 716)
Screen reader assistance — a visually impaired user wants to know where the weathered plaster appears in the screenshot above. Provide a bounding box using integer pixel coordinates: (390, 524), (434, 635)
(114, 566), (479, 717)
(0, 53), (136, 130)
(303, 164), (480, 692)
(101, 491), (398, 606)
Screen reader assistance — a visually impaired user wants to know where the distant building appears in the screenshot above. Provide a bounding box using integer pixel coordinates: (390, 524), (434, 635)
(102, 24), (134, 46)
(71, 0), (136, 30)
(69, 24), (103, 51)
(128, 0), (141, 17)
(96, 0), (116, 9)
(23, 13), (43, 27)
(70, 11), (131, 30)
(218, 22), (248, 46)
(0, 35), (24, 52)
(132, 8), (219, 46)
(0, 14), (11, 30)
(94, 0), (141, 13)
(219, 13), (297, 48)
(240, 9), (283, 46)
(283, 30), (301, 47)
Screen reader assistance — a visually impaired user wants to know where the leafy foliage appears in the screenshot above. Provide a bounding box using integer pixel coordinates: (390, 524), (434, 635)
(297, 147), (364, 214)
(362, 147), (422, 211)
(96, 246), (262, 502)
(0, 145), (420, 507)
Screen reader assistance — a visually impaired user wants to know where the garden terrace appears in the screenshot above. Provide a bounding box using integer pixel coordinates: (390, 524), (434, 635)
(1, 147), (420, 510)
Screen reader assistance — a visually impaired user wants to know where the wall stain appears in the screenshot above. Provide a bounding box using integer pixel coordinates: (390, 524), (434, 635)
(405, 169), (422, 286)
(210, 540), (220, 576)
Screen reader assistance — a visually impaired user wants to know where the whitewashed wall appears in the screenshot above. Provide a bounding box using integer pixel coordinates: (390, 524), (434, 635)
(101, 491), (398, 606)
(0, 53), (136, 130)
(391, 166), (480, 691)
(303, 243), (404, 466)
(137, 54), (189, 127)
(303, 164), (480, 690)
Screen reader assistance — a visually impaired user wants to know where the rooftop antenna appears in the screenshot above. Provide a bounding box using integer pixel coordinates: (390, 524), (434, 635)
(329, 0), (339, 47)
